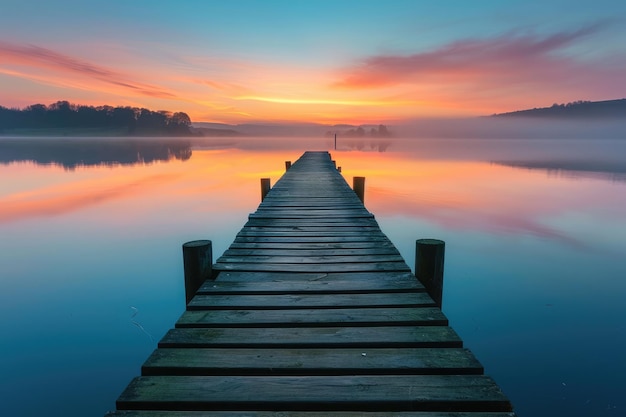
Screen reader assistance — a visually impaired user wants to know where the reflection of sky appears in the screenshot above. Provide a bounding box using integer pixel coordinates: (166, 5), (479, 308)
(1, 139), (625, 416)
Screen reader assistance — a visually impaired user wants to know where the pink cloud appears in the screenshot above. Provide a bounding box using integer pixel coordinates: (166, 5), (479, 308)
(0, 42), (177, 99)
(332, 25), (617, 94)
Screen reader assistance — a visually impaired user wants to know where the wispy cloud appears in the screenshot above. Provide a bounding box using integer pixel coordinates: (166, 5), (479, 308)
(333, 25), (611, 91)
(0, 41), (177, 100)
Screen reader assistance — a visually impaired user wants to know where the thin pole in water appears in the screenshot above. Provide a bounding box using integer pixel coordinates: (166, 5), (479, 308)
(334, 133), (337, 150)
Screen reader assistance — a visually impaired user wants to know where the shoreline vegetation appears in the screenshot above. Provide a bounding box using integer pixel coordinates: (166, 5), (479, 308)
(1, 98), (624, 139)
(0, 101), (193, 137)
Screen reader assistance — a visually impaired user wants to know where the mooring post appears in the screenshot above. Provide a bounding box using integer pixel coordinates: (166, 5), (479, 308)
(337, 166), (342, 172)
(285, 161), (291, 171)
(182, 240), (212, 305)
(332, 160), (336, 168)
(415, 239), (445, 308)
(353, 176), (365, 203)
(260, 178), (271, 201)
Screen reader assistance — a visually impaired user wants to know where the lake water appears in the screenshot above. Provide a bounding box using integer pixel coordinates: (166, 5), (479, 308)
(1, 136), (625, 416)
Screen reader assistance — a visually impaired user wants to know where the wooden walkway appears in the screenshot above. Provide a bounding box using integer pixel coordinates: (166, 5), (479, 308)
(108, 151), (515, 416)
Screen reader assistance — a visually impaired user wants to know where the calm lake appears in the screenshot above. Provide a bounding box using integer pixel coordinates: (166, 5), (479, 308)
(1, 135), (625, 416)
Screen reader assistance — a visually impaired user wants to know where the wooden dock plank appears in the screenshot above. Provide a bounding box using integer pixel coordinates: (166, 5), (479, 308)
(188, 292), (435, 310)
(222, 247), (402, 257)
(227, 241), (396, 250)
(159, 326), (463, 348)
(196, 271), (425, 295)
(176, 307), (447, 327)
(107, 412), (516, 417)
(213, 262), (412, 273)
(216, 254), (405, 264)
(210, 271), (423, 282)
(141, 347), (483, 376)
(116, 375), (512, 412)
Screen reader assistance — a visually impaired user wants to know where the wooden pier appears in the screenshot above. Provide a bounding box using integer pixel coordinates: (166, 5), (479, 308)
(108, 151), (515, 416)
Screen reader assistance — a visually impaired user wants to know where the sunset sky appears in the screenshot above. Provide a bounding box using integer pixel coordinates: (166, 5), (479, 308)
(1, 0), (625, 124)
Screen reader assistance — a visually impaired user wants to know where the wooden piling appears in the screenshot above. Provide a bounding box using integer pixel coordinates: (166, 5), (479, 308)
(182, 240), (212, 305)
(260, 178), (271, 201)
(415, 239), (445, 308)
(353, 176), (365, 203)
(285, 161), (291, 171)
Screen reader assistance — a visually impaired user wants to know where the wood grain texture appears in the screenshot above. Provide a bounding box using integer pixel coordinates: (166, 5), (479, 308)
(107, 412), (516, 417)
(176, 307), (447, 328)
(142, 347), (483, 376)
(188, 292), (435, 310)
(159, 326), (463, 348)
(116, 375), (512, 412)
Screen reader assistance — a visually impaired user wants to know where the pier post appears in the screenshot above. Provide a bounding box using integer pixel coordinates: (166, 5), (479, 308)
(182, 240), (212, 305)
(415, 239), (445, 308)
(261, 178), (271, 201)
(285, 161), (291, 171)
(353, 176), (365, 203)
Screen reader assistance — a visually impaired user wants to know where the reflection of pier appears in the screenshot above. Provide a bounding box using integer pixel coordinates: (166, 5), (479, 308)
(108, 151), (515, 415)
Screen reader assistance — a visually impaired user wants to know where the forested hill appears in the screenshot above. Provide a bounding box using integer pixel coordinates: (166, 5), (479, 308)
(492, 98), (626, 119)
(0, 101), (193, 136)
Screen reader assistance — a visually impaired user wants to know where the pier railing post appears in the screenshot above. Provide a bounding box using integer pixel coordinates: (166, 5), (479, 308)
(182, 240), (212, 305)
(415, 239), (445, 308)
(260, 178), (271, 201)
(353, 176), (365, 203)
(285, 161), (291, 171)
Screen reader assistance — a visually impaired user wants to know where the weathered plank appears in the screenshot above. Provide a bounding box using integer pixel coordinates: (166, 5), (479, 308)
(197, 280), (424, 295)
(245, 218), (378, 226)
(188, 292), (435, 310)
(233, 236), (391, 243)
(107, 412), (516, 417)
(213, 261), (411, 273)
(159, 326), (463, 348)
(116, 375), (512, 412)
(216, 254), (405, 264)
(249, 213), (375, 219)
(175, 307), (447, 328)
(227, 241), (396, 250)
(222, 247), (402, 257)
(142, 347), (483, 376)
(235, 230), (389, 238)
(210, 270), (419, 283)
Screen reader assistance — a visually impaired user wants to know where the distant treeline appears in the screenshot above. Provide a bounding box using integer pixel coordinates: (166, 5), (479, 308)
(325, 124), (391, 138)
(493, 98), (626, 119)
(0, 101), (193, 135)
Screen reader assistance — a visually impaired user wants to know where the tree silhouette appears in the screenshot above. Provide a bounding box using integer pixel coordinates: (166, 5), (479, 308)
(0, 101), (193, 135)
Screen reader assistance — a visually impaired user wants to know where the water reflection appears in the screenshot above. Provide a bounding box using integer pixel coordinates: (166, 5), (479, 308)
(0, 137), (192, 169)
(494, 159), (626, 182)
(0, 137), (625, 417)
